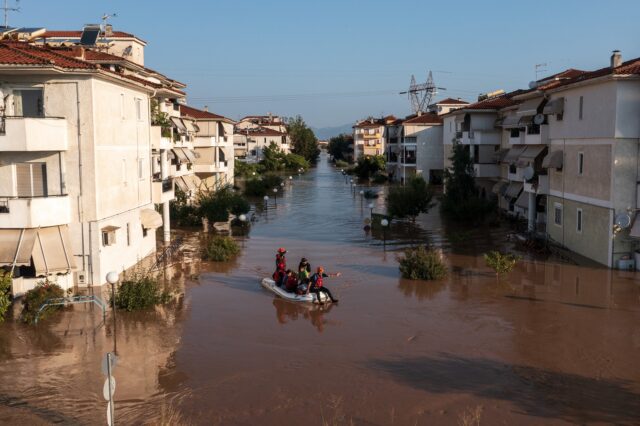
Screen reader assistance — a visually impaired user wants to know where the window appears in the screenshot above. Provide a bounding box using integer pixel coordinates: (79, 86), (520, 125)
(509, 164), (517, 174)
(510, 129), (520, 138)
(449, 121), (452, 132)
(138, 158), (145, 180)
(14, 88), (44, 117)
(16, 162), (47, 197)
(102, 230), (116, 246)
(554, 203), (563, 226)
(578, 152), (584, 175)
(126, 223), (131, 246)
(142, 225), (148, 238)
(135, 98), (142, 121)
(578, 96), (583, 120)
(576, 208), (583, 233)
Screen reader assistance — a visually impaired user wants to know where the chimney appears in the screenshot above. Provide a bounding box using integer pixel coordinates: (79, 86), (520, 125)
(203, 105), (209, 112)
(71, 46), (85, 60)
(105, 24), (113, 37)
(611, 50), (622, 68)
(417, 111), (423, 116)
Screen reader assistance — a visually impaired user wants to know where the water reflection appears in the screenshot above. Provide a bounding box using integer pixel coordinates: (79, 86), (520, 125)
(397, 278), (446, 301)
(272, 298), (334, 333)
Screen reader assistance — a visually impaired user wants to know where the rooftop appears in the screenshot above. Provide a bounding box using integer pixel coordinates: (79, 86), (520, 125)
(180, 105), (234, 123)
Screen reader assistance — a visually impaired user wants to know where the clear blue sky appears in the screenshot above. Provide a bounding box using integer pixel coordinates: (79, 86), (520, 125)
(16, 0), (640, 128)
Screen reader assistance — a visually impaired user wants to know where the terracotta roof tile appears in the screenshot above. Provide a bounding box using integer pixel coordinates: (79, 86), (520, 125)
(241, 126), (287, 137)
(0, 41), (94, 69)
(403, 112), (443, 125)
(180, 105), (234, 122)
(39, 30), (143, 41)
(435, 97), (469, 105)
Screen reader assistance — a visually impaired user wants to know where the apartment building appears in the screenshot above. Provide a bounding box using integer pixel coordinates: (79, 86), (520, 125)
(0, 32), (185, 294)
(352, 117), (387, 159)
(180, 105), (235, 189)
(235, 114), (290, 159)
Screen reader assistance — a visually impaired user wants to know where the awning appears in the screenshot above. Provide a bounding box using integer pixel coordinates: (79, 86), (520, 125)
(170, 117), (187, 134)
(504, 182), (523, 200)
(493, 148), (509, 162)
(404, 145), (416, 152)
(492, 180), (508, 195)
(501, 115), (522, 129)
(183, 149), (198, 164)
(140, 208), (163, 229)
(183, 120), (197, 133)
(171, 148), (189, 163)
(516, 98), (545, 117)
(454, 114), (465, 123)
(502, 146), (527, 164)
(218, 122), (226, 137)
(0, 229), (36, 266)
(196, 147), (216, 164)
(174, 176), (189, 192)
(514, 191), (529, 209)
(542, 150), (563, 169)
(32, 226), (76, 276)
(630, 213), (640, 238)
(543, 97), (564, 115)
(101, 225), (120, 232)
(516, 145), (547, 168)
(518, 115), (534, 126)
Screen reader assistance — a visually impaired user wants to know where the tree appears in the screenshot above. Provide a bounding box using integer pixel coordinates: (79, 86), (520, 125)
(387, 176), (434, 221)
(261, 142), (285, 172)
(354, 155), (386, 180)
(287, 115), (320, 163)
(440, 141), (494, 222)
(328, 134), (353, 162)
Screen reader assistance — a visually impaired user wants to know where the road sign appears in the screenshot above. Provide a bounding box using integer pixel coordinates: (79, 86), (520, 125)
(103, 377), (116, 401)
(101, 353), (118, 376)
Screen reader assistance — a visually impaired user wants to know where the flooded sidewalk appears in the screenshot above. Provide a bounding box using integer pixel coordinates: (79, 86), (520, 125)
(1, 153), (639, 425)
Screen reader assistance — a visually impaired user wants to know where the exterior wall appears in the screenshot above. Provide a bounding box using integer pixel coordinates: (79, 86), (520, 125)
(407, 124), (443, 182)
(108, 39), (146, 66)
(547, 195), (611, 266)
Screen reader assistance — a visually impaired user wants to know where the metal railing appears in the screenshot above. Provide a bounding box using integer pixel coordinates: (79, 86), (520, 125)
(34, 295), (107, 324)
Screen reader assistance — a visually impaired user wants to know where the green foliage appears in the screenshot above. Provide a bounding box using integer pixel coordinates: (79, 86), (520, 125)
(354, 155), (386, 180)
(203, 236), (240, 261)
(441, 142), (495, 222)
(244, 174), (283, 197)
(234, 160), (262, 177)
(0, 270), (12, 324)
(372, 173), (387, 184)
(363, 189), (378, 199)
(261, 142), (286, 172)
(398, 246), (447, 280)
(334, 159), (350, 168)
(287, 115), (320, 162)
(170, 187), (201, 227)
(387, 176), (434, 221)
(328, 134), (353, 162)
(198, 186), (250, 223)
(21, 281), (65, 324)
(484, 251), (521, 275)
(112, 275), (170, 312)
(283, 153), (310, 171)
(150, 99), (172, 137)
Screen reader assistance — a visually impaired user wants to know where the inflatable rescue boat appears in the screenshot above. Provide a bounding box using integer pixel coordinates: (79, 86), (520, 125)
(261, 278), (332, 304)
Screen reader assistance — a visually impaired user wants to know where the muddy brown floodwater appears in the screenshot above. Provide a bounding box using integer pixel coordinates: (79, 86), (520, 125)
(1, 153), (640, 425)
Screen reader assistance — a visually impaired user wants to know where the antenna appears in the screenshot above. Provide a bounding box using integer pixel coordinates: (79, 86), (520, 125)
(2, 0), (19, 28)
(399, 71), (446, 114)
(100, 12), (117, 41)
(535, 63), (548, 81)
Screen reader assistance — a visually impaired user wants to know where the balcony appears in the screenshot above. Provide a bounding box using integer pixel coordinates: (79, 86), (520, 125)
(151, 126), (172, 150)
(524, 124), (549, 145)
(462, 130), (501, 145)
(473, 163), (501, 178)
(152, 179), (174, 204)
(194, 161), (229, 174)
(0, 117), (68, 151)
(507, 130), (524, 145)
(0, 195), (71, 228)
(363, 133), (381, 139)
(524, 174), (549, 195)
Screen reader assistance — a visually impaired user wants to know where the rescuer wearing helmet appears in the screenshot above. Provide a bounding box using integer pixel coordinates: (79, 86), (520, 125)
(308, 266), (340, 304)
(273, 247), (287, 287)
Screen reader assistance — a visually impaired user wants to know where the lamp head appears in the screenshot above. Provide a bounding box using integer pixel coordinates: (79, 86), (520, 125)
(106, 271), (119, 285)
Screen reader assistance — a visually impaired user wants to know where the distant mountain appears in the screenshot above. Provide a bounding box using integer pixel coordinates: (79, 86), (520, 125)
(311, 123), (353, 141)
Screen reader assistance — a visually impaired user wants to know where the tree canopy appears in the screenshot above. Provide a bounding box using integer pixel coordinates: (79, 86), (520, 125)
(387, 176), (434, 221)
(354, 155), (386, 180)
(287, 115), (320, 163)
(328, 133), (353, 162)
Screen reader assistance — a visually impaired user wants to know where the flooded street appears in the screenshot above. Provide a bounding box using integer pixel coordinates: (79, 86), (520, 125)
(1, 153), (640, 425)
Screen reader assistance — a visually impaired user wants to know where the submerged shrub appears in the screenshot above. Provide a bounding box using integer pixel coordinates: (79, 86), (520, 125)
(112, 276), (170, 312)
(484, 251), (521, 275)
(244, 174), (284, 197)
(398, 246), (447, 280)
(22, 281), (65, 324)
(203, 236), (240, 262)
(0, 270), (12, 323)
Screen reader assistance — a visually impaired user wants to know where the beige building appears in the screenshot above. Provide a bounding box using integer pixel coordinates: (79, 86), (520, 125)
(352, 117), (386, 159)
(0, 32), (185, 294)
(235, 114), (290, 159)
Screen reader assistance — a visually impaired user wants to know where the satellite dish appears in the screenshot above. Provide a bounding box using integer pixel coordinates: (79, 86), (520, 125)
(615, 213), (631, 229)
(533, 113), (545, 125)
(523, 166), (535, 181)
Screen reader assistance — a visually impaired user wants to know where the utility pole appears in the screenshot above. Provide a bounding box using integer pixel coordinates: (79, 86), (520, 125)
(2, 0), (20, 28)
(535, 63), (548, 81)
(400, 71), (446, 114)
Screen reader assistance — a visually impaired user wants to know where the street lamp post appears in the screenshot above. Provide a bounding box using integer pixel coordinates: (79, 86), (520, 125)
(106, 271), (119, 354)
(273, 188), (278, 206)
(238, 214), (247, 247)
(368, 202), (374, 221)
(359, 190), (364, 209)
(381, 218), (389, 250)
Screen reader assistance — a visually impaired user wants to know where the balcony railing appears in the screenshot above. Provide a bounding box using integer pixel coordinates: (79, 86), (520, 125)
(0, 194), (71, 228)
(0, 116), (68, 151)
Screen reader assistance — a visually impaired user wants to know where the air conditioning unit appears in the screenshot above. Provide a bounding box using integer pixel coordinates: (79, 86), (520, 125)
(76, 271), (87, 285)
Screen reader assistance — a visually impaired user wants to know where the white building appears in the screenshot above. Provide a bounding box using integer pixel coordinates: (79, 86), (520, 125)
(0, 37), (184, 295)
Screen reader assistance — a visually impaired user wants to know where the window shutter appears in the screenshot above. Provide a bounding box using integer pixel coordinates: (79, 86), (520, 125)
(31, 163), (47, 196)
(15, 163), (32, 196)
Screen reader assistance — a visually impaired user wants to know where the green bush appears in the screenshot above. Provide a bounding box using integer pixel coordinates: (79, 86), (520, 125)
(387, 176), (434, 221)
(234, 160), (262, 177)
(334, 159), (350, 168)
(398, 246), (447, 280)
(372, 173), (387, 184)
(203, 236), (240, 261)
(484, 251), (521, 275)
(354, 155), (386, 180)
(283, 153), (310, 171)
(112, 276), (170, 312)
(244, 174), (284, 197)
(0, 270), (12, 324)
(170, 187), (201, 227)
(22, 281), (65, 324)
(198, 186), (250, 223)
